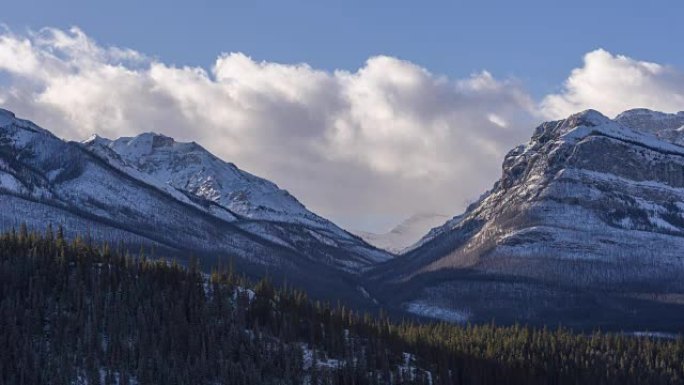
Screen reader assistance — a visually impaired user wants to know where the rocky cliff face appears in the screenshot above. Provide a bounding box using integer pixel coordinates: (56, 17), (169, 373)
(371, 109), (684, 331)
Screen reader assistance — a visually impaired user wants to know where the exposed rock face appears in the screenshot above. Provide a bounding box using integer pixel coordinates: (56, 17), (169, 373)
(371, 109), (684, 331)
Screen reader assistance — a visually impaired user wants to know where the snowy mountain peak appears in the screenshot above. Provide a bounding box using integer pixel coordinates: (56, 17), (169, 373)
(83, 131), (351, 233)
(107, 132), (195, 158)
(614, 108), (684, 122)
(615, 108), (684, 135)
(0, 108), (391, 278)
(412, 107), (684, 268)
(614, 108), (684, 143)
(0, 110), (64, 144)
(0, 108), (16, 126)
(83, 134), (111, 146)
(615, 107), (664, 119)
(563, 109), (612, 127)
(129, 132), (175, 148)
(376, 107), (684, 328)
(531, 109), (612, 142)
(412, 108), (684, 257)
(86, 129), (391, 266)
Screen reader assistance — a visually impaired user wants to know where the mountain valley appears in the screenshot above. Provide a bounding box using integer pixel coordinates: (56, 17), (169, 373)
(3, 107), (684, 332)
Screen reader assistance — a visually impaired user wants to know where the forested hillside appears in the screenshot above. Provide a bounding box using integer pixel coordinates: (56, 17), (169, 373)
(1, 226), (683, 385)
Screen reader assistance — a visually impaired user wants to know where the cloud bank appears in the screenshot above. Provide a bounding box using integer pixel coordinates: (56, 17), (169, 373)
(542, 49), (684, 118)
(1, 27), (683, 231)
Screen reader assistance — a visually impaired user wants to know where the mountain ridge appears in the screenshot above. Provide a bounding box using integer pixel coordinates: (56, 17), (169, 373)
(0, 107), (391, 307)
(368, 108), (684, 331)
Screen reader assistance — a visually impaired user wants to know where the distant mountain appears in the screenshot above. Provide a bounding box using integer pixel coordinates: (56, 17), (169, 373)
(615, 108), (684, 144)
(0, 108), (390, 303)
(354, 213), (450, 254)
(368, 109), (684, 331)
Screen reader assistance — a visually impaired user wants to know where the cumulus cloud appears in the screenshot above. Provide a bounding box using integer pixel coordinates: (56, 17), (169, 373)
(542, 49), (684, 119)
(0, 26), (540, 231)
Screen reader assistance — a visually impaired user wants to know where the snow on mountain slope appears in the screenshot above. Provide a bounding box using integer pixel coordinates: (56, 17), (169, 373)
(82, 134), (239, 223)
(0, 109), (283, 263)
(369, 109), (684, 330)
(84, 133), (329, 227)
(0, 109), (390, 279)
(401, 109), (684, 278)
(615, 108), (684, 133)
(354, 213), (450, 254)
(82, 132), (390, 268)
(615, 108), (684, 145)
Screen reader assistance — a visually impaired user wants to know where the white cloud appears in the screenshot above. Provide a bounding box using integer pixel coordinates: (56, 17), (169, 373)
(0, 27), (539, 232)
(542, 49), (684, 119)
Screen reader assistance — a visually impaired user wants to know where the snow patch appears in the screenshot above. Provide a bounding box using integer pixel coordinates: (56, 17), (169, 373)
(0, 108), (15, 127)
(629, 331), (679, 340)
(300, 343), (342, 370)
(405, 301), (471, 323)
(0, 172), (25, 193)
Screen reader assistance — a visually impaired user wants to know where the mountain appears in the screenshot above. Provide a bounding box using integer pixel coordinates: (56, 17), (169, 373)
(83, 133), (331, 227)
(354, 213), (450, 254)
(615, 108), (684, 144)
(369, 109), (684, 332)
(0, 108), (390, 303)
(81, 131), (390, 270)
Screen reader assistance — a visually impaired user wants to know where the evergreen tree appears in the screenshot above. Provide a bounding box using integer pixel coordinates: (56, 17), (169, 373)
(1, 225), (683, 385)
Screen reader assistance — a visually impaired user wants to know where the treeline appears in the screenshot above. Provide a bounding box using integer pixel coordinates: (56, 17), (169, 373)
(1, 225), (683, 384)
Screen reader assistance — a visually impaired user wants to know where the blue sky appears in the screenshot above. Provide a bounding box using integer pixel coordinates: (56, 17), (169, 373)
(4, 0), (683, 97)
(1, 1), (684, 232)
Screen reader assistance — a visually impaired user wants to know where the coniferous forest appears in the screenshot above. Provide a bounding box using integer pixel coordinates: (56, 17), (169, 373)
(2, 226), (684, 385)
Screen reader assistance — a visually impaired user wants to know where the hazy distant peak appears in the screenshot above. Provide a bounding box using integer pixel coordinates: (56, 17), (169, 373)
(354, 213), (450, 254)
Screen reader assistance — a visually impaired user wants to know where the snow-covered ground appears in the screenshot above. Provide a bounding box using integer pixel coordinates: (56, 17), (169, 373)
(405, 301), (471, 323)
(629, 331), (680, 340)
